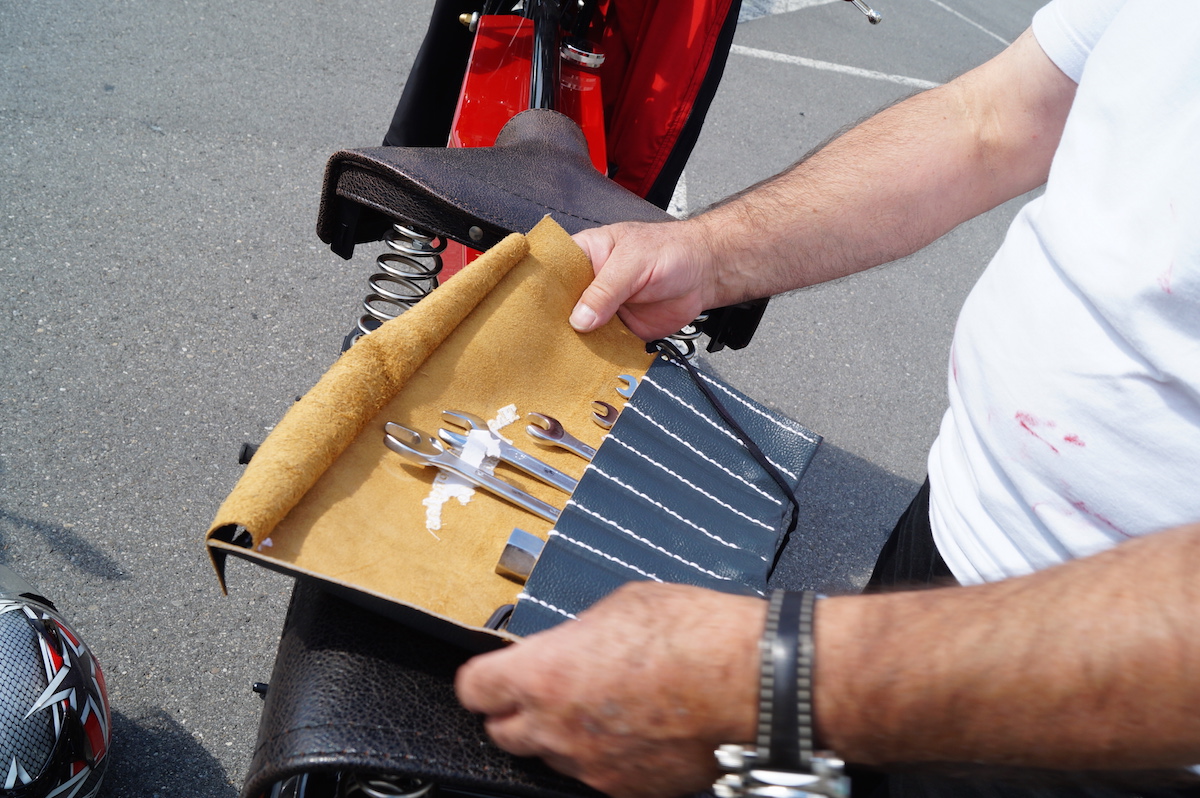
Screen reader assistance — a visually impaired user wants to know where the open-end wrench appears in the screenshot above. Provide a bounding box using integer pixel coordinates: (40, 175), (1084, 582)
(616, 374), (639, 398)
(438, 427), (578, 494)
(384, 422), (560, 522)
(441, 410), (578, 494)
(591, 400), (619, 429)
(526, 413), (597, 461)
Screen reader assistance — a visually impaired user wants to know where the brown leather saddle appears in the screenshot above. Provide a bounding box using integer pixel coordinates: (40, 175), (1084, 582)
(316, 108), (766, 352)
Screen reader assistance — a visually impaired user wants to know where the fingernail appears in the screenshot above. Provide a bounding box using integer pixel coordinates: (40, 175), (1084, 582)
(569, 303), (598, 332)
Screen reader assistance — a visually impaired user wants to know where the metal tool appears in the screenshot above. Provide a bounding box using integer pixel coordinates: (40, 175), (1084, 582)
(384, 422), (560, 522)
(495, 528), (545, 583)
(844, 0), (881, 23)
(526, 413), (597, 460)
(437, 426), (578, 494)
(591, 400), (619, 429)
(616, 374), (639, 398)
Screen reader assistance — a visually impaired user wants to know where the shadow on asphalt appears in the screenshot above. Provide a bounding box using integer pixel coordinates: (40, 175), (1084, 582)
(105, 708), (239, 798)
(769, 442), (918, 595)
(0, 507), (129, 582)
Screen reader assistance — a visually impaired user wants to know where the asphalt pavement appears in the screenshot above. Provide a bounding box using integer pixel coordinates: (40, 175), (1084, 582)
(1, 0), (1042, 793)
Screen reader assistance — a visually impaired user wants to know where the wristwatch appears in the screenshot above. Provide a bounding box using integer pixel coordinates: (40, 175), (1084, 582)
(713, 590), (849, 798)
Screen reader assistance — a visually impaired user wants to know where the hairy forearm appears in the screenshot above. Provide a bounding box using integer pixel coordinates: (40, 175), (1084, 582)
(688, 29), (1074, 305)
(816, 522), (1200, 770)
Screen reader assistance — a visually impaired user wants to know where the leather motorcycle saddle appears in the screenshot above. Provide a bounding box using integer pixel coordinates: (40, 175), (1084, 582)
(317, 108), (670, 257)
(316, 108), (766, 352)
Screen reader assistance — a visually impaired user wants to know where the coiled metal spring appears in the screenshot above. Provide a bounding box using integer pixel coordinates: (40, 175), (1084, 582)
(357, 224), (447, 336)
(667, 312), (708, 360)
(343, 775), (434, 798)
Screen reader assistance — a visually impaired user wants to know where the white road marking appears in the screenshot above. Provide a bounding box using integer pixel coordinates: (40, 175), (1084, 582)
(923, 0), (1010, 46)
(731, 44), (940, 89)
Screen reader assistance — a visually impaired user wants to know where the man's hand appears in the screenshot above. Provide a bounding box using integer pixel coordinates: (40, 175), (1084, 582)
(570, 220), (724, 341)
(456, 582), (766, 798)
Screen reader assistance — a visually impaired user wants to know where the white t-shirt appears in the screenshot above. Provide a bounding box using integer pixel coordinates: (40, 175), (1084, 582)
(927, 0), (1200, 585)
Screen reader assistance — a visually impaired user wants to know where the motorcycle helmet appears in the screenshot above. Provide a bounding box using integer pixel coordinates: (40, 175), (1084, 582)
(0, 564), (110, 798)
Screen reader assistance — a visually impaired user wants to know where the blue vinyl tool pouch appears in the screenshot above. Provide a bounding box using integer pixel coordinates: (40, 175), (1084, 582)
(506, 350), (820, 636)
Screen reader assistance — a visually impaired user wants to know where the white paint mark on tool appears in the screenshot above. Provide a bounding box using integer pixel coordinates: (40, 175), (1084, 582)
(423, 429), (494, 534)
(489, 404), (520, 444)
(731, 44), (941, 89)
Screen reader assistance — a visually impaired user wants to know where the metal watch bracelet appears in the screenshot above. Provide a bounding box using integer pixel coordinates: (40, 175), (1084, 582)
(713, 590), (849, 798)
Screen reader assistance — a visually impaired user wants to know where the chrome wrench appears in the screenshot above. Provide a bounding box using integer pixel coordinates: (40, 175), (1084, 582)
(591, 400), (619, 429)
(384, 422), (560, 522)
(526, 413), (597, 461)
(438, 427), (579, 494)
(440, 411), (578, 494)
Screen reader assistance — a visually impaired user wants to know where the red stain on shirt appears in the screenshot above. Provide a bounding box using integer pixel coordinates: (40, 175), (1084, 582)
(1015, 413), (1087, 452)
(1070, 500), (1131, 538)
(1015, 411), (1059, 454)
(1158, 260), (1175, 294)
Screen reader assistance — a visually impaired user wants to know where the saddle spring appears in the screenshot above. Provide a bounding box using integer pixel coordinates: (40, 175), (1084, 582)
(667, 312), (708, 360)
(343, 775), (433, 798)
(357, 224), (447, 337)
(354, 223), (705, 360)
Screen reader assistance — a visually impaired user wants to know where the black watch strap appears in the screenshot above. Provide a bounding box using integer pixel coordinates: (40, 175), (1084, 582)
(715, 590), (848, 798)
(757, 590), (817, 771)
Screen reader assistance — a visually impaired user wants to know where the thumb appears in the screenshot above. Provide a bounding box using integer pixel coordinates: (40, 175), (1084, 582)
(570, 226), (638, 333)
(456, 646), (522, 717)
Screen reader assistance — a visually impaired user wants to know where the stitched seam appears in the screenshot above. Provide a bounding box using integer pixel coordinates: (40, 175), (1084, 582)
(642, 375), (799, 480)
(567, 500), (736, 581)
(550, 529), (663, 582)
(589, 465), (764, 558)
(624, 404), (782, 505)
(607, 436), (775, 531)
(516, 593), (578, 620)
(663, 359), (821, 444)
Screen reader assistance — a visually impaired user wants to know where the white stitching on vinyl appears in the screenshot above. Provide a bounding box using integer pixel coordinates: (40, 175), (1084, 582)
(568, 500), (739, 580)
(661, 358), (821, 444)
(642, 375), (799, 480)
(607, 436), (776, 531)
(516, 593), (578, 620)
(624, 405), (783, 505)
(550, 529), (664, 582)
(589, 465), (768, 560)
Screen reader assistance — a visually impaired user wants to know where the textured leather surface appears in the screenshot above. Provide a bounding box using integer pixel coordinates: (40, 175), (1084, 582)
(508, 356), (821, 636)
(317, 109), (672, 256)
(241, 579), (605, 798)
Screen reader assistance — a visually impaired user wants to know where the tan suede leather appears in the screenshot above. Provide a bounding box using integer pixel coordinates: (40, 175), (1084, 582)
(206, 218), (653, 631)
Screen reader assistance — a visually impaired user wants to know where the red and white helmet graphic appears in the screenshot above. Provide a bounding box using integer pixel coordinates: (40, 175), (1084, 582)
(0, 564), (110, 798)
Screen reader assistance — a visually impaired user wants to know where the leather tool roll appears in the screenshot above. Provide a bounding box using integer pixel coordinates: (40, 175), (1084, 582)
(213, 218), (822, 796)
(206, 217), (820, 649)
(206, 218), (657, 650)
(507, 356), (820, 636)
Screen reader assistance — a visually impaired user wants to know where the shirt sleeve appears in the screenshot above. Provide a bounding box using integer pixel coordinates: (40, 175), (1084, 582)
(1032, 0), (1128, 82)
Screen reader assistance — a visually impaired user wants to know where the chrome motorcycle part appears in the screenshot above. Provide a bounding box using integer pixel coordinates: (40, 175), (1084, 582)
(357, 225), (446, 337)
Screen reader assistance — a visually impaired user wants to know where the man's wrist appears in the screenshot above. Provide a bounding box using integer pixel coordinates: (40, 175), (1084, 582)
(713, 590), (849, 798)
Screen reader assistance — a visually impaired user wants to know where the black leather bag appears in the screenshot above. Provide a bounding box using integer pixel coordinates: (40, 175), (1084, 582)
(241, 579), (604, 798)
